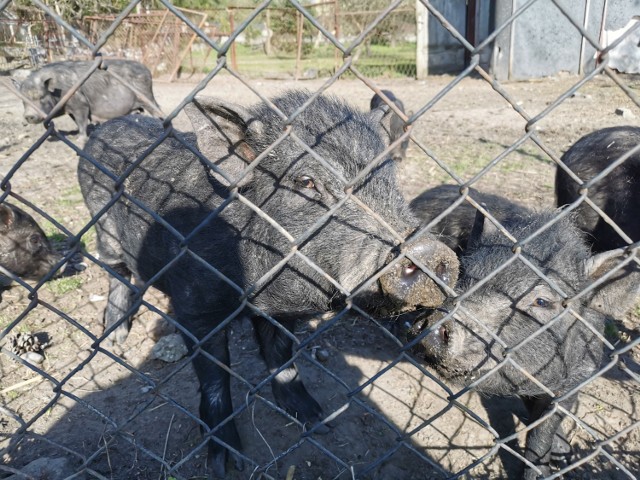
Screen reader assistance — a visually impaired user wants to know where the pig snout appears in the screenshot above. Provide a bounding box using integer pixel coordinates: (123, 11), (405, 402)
(379, 240), (458, 310)
(407, 308), (452, 363)
(23, 105), (44, 124)
(24, 113), (41, 124)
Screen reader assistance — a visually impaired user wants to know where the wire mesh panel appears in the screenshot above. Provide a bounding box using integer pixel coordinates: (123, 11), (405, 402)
(0, 1), (638, 480)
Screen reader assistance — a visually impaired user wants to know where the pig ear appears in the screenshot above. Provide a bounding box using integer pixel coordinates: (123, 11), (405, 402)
(584, 248), (627, 279)
(0, 204), (15, 230)
(585, 248), (640, 318)
(467, 203), (497, 248)
(370, 105), (394, 148)
(184, 96), (259, 188)
(42, 76), (57, 93)
(405, 110), (414, 132)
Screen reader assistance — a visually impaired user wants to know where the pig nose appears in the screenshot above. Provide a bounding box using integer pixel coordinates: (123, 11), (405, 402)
(379, 239), (458, 310)
(405, 241), (456, 287)
(399, 257), (452, 288)
(408, 309), (451, 360)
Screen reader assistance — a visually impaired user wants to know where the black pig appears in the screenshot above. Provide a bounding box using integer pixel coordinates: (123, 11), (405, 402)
(410, 184), (528, 255)
(0, 202), (62, 290)
(13, 59), (161, 138)
(556, 126), (640, 253)
(78, 90), (459, 478)
(370, 89), (410, 162)
(409, 187), (639, 479)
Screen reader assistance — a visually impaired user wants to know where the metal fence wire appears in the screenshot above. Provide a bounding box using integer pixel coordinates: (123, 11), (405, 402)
(0, 1), (639, 479)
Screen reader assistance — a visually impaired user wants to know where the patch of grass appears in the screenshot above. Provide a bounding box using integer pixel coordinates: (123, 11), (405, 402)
(47, 276), (83, 296)
(16, 322), (32, 333)
(80, 225), (96, 250)
(56, 185), (84, 207)
(5, 390), (20, 401)
(41, 220), (94, 252)
(182, 41), (416, 79)
(0, 314), (11, 330)
(41, 221), (69, 246)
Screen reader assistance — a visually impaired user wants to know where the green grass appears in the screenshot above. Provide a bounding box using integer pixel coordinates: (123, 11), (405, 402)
(15, 322), (32, 333)
(47, 276), (83, 296)
(181, 41), (417, 78)
(56, 185), (84, 208)
(5, 390), (20, 401)
(604, 320), (619, 340)
(0, 315), (13, 332)
(80, 225), (96, 250)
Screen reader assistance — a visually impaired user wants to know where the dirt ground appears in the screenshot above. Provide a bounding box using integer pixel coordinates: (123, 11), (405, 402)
(0, 71), (639, 480)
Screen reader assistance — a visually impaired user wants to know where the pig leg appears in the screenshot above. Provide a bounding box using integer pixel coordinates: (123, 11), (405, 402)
(179, 317), (243, 478)
(65, 93), (91, 138)
(521, 394), (574, 479)
(251, 315), (327, 431)
(103, 263), (138, 345)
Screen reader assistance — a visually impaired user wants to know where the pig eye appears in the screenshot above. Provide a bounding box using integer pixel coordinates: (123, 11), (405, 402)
(28, 234), (42, 248)
(294, 175), (315, 190)
(534, 297), (551, 308)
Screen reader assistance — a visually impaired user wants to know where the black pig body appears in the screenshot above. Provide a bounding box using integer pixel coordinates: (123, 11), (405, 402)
(410, 184), (529, 255)
(78, 90), (458, 478)
(556, 125), (640, 252)
(15, 60), (161, 138)
(410, 186), (639, 479)
(370, 89), (410, 162)
(0, 202), (62, 289)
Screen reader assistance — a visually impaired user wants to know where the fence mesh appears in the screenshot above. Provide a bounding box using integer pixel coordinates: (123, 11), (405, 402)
(0, 1), (639, 480)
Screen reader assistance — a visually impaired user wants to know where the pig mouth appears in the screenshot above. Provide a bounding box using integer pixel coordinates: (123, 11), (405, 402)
(406, 316), (485, 385)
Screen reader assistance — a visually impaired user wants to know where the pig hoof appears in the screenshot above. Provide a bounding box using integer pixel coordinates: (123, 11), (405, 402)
(207, 455), (225, 480)
(307, 419), (331, 434)
(231, 451), (244, 471)
(207, 450), (244, 479)
(107, 324), (130, 345)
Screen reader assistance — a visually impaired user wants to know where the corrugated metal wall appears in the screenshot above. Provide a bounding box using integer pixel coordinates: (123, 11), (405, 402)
(423, 0), (639, 80)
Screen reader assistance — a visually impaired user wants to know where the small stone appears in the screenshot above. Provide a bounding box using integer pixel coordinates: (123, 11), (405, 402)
(20, 351), (44, 365)
(89, 293), (106, 302)
(615, 107), (636, 119)
(570, 92), (592, 100)
(151, 333), (188, 363)
(73, 261), (88, 271)
(315, 348), (330, 363)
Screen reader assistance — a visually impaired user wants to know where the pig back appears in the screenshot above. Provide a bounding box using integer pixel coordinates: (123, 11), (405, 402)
(79, 115), (245, 298)
(556, 126), (640, 252)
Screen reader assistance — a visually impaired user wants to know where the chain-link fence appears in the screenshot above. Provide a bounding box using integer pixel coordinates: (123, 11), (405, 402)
(0, 1), (639, 480)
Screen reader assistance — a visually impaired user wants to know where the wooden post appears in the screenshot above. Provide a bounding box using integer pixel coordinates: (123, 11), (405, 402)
(170, 16), (181, 76)
(264, 8), (272, 55)
(145, 9), (169, 71)
(334, 0), (340, 73)
(169, 13), (208, 82)
(229, 8), (238, 71)
(465, 0), (477, 66)
(415, 0), (429, 79)
(295, 10), (303, 80)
